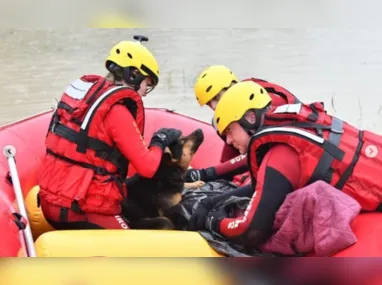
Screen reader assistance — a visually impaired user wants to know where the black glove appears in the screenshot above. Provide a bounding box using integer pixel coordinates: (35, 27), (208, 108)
(204, 207), (227, 235)
(184, 167), (218, 182)
(149, 128), (182, 151)
(187, 196), (228, 236)
(187, 197), (215, 231)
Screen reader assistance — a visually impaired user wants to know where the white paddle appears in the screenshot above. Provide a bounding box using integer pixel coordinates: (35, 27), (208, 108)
(3, 145), (36, 257)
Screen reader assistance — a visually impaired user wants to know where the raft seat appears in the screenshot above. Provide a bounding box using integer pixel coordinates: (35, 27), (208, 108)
(34, 229), (223, 257)
(25, 185), (55, 240)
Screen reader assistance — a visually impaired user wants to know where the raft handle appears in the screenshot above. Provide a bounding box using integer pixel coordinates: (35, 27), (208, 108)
(3, 145), (37, 257)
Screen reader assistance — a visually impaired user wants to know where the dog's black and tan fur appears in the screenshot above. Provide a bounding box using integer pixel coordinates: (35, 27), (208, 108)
(122, 128), (204, 230)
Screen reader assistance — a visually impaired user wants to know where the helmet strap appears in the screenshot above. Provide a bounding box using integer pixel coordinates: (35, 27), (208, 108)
(239, 105), (270, 135)
(107, 63), (124, 81)
(123, 67), (146, 91)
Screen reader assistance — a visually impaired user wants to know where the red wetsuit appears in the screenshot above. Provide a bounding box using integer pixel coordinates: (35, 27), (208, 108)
(216, 144), (300, 247)
(107, 105), (163, 178)
(213, 154), (249, 183)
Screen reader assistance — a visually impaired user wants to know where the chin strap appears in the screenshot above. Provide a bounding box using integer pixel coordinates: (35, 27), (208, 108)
(238, 105), (270, 134)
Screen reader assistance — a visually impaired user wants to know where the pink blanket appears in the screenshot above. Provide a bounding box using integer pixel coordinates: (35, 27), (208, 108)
(259, 181), (361, 256)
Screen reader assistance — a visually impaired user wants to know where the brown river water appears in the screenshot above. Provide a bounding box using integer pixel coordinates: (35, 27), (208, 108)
(0, 29), (381, 133)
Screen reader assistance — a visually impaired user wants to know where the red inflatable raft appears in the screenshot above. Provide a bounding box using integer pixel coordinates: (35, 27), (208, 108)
(0, 108), (382, 257)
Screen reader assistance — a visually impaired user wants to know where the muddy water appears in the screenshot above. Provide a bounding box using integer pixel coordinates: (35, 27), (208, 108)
(0, 29), (381, 133)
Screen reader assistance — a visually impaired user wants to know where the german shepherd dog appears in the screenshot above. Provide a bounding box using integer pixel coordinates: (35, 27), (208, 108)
(122, 128), (204, 230)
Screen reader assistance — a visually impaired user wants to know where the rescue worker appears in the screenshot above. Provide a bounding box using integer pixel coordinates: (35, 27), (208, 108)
(38, 35), (182, 230)
(188, 80), (382, 249)
(184, 65), (300, 185)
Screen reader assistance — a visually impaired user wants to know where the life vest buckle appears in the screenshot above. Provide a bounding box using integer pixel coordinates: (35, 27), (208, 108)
(330, 117), (344, 134)
(50, 114), (61, 134)
(50, 122), (58, 133)
(331, 127), (344, 135)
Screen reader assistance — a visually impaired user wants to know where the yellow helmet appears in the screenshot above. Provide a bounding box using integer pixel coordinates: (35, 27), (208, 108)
(105, 35), (159, 89)
(194, 65), (239, 106)
(213, 81), (272, 135)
